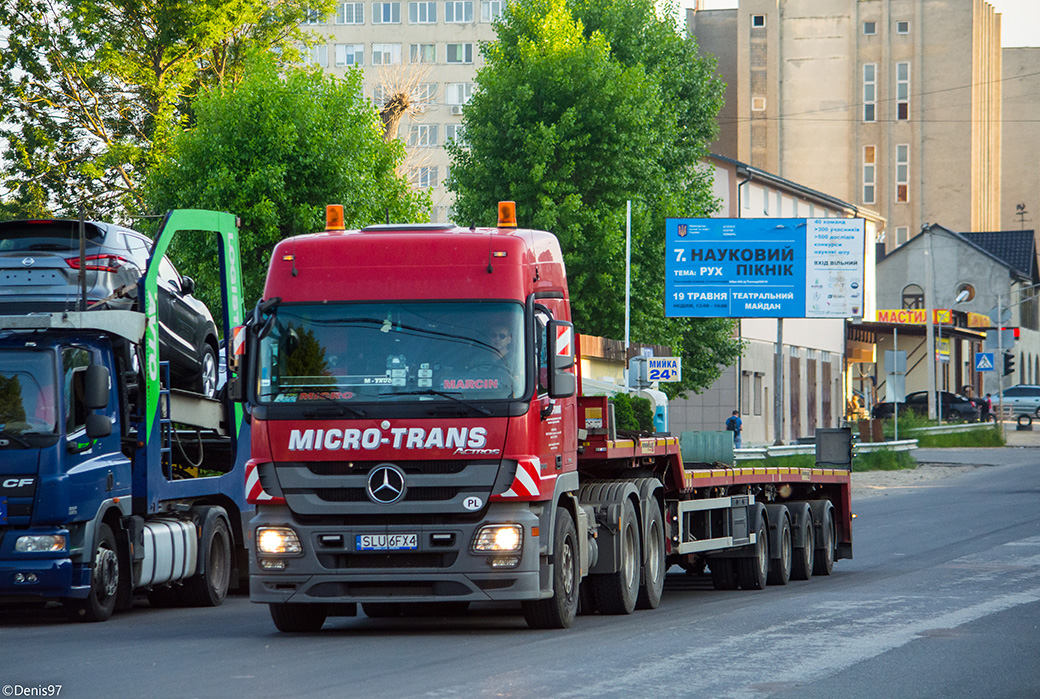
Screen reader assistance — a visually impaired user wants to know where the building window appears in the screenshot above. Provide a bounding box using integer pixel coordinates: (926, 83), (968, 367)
(408, 124), (438, 147)
(410, 43), (435, 63)
(336, 2), (363, 23)
(446, 82), (473, 105)
(863, 21), (876, 35)
(446, 43), (473, 64)
(741, 372), (751, 415)
(411, 166), (438, 188)
(303, 7), (326, 24)
(896, 227), (909, 246)
(409, 1), (436, 22)
(373, 2), (401, 24)
(303, 44), (328, 66)
(446, 123), (466, 142)
(414, 82), (437, 102)
(372, 43), (402, 65)
(863, 145), (876, 204)
(863, 63), (876, 122)
(751, 14), (765, 28)
(896, 144), (909, 202)
(753, 373), (763, 416)
(896, 62), (910, 120)
(335, 43), (364, 66)
(481, 0), (503, 22)
(896, 20), (909, 34)
(445, 0), (473, 23)
(902, 284), (923, 309)
(373, 86), (388, 107)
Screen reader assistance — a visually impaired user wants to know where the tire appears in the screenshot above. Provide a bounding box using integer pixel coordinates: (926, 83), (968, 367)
(522, 507), (580, 629)
(270, 603), (328, 632)
(813, 505), (836, 576)
(768, 514), (792, 586)
(588, 499), (641, 615)
(736, 513), (769, 591)
(67, 523), (120, 622)
(791, 507), (815, 582)
(362, 602), (403, 618)
(709, 558), (738, 590)
(636, 501), (666, 610)
(182, 515), (232, 607)
(194, 342), (218, 399)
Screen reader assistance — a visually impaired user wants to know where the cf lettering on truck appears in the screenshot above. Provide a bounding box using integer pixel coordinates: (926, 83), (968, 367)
(231, 203), (852, 632)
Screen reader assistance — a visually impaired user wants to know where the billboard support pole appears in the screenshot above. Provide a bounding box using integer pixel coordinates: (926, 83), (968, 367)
(774, 319), (784, 445)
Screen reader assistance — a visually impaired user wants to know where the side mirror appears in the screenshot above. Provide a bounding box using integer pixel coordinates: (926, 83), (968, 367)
(547, 320), (576, 398)
(85, 414), (112, 440)
(84, 365), (110, 409)
(180, 276), (195, 295)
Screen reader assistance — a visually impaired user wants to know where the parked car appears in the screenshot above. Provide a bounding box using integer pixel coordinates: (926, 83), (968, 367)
(871, 390), (979, 422)
(0, 218), (219, 397)
(997, 384), (1040, 417)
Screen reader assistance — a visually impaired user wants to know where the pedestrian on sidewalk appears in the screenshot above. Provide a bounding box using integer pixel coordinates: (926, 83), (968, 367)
(725, 410), (743, 449)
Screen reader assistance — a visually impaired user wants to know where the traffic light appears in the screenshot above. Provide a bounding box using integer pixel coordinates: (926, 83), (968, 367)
(1003, 351), (1016, 376)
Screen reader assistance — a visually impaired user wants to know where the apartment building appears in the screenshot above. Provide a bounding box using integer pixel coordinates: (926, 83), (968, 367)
(300, 1), (503, 221)
(688, 0), (1006, 251)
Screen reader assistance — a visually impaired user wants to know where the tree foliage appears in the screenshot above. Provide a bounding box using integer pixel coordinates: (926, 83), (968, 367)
(448, 0), (741, 395)
(143, 57), (428, 314)
(0, 0), (333, 220)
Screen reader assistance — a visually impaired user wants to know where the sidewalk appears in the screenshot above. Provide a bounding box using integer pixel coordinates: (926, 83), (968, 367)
(1001, 421), (1040, 447)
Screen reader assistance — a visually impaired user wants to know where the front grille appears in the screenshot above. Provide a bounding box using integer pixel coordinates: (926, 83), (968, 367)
(317, 552), (458, 569)
(307, 459), (468, 476)
(315, 487), (463, 503)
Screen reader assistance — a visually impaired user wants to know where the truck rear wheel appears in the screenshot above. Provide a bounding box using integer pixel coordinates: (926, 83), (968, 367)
(270, 603), (328, 632)
(68, 523), (120, 622)
(768, 512), (792, 586)
(790, 504), (815, 581)
(736, 513), (769, 590)
(636, 501), (665, 610)
(522, 507), (579, 629)
(589, 498), (641, 614)
(812, 503), (836, 576)
(182, 515), (232, 607)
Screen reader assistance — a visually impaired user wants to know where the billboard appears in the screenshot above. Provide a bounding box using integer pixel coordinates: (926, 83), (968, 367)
(665, 218), (865, 319)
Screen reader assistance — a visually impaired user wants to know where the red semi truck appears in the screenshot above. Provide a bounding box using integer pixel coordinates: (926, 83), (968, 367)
(231, 203), (852, 631)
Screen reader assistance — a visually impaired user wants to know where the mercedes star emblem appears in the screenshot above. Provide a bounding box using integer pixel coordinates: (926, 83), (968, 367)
(366, 464), (406, 504)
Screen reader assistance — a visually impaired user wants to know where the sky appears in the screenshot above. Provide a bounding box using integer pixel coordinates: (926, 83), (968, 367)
(686, 0), (1040, 47)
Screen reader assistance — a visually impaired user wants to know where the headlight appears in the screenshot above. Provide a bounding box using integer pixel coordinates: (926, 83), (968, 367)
(257, 527), (302, 554)
(15, 535), (67, 553)
(472, 524), (523, 553)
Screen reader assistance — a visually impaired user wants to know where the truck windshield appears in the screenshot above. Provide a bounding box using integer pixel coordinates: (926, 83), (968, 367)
(0, 350), (59, 437)
(256, 302), (525, 404)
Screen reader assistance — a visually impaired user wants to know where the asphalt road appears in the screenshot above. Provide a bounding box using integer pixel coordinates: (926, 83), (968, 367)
(1, 453), (1037, 699)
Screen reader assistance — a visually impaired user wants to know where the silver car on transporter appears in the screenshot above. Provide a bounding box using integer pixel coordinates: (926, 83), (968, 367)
(0, 218), (220, 397)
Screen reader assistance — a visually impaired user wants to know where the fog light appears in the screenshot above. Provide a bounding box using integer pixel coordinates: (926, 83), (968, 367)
(489, 556), (520, 568)
(257, 527), (302, 554)
(26, 573), (37, 583)
(260, 559), (287, 570)
(472, 525), (523, 553)
(15, 534), (67, 552)
(14, 573), (25, 583)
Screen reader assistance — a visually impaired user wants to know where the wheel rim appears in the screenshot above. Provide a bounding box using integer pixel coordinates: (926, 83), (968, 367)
(623, 522), (638, 589)
(782, 525), (792, 574)
(96, 545), (119, 599)
(561, 534), (575, 599)
(209, 530), (230, 593)
(646, 519), (662, 585)
(757, 525), (768, 578)
(201, 351), (217, 397)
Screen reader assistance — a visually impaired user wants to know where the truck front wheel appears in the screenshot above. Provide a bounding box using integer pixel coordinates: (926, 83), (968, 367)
(68, 523), (120, 622)
(522, 507), (579, 629)
(270, 603), (329, 632)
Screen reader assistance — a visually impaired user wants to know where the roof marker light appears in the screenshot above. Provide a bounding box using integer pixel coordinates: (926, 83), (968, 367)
(498, 201), (517, 228)
(326, 205), (345, 232)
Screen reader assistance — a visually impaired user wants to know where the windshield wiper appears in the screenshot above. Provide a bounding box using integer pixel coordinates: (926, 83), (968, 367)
(0, 429), (32, 448)
(299, 393), (367, 418)
(381, 389), (492, 416)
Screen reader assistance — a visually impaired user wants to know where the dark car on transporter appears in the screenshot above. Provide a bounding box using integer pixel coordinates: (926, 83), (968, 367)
(0, 218), (219, 397)
(871, 390), (980, 422)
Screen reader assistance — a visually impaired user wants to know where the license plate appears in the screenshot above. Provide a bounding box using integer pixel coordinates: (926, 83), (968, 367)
(356, 533), (418, 551)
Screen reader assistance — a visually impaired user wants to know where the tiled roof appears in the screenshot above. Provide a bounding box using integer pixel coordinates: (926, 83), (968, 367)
(961, 230), (1037, 279)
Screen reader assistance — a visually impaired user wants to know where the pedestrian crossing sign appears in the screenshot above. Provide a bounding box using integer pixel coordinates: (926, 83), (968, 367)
(975, 352), (995, 372)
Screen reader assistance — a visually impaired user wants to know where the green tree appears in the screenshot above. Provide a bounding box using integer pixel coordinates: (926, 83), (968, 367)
(0, 0), (333, 220)
(448, 0), (741, 395)
(144, 57), (428, 315)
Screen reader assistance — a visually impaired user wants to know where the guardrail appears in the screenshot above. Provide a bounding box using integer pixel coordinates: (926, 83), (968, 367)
(734, 439), (918, 462)
(906, 423), (996, 435)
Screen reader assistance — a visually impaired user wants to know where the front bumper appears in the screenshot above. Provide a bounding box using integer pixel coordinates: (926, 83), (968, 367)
(249, 503), (545, 605)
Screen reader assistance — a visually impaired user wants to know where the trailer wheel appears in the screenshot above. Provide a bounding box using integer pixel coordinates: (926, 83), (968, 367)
(636, 501), (665, 610)
(791, 506), (815, 581)
(709, 558), (738, 590)
(362, 602), (403, 618)
(768, 513), (792, 586)
(813, 505), (836, 576)
(270, 603), (328, 632)
(182, 514), (232, 607)
(68, 523), (120, 622)
(523, 507), (579, 629)
(736, 514), (769, 590)
(589, 499), (641, 614)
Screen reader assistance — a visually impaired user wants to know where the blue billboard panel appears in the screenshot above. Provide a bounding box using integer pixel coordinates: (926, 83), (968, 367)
(665, 218), (864, 319)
